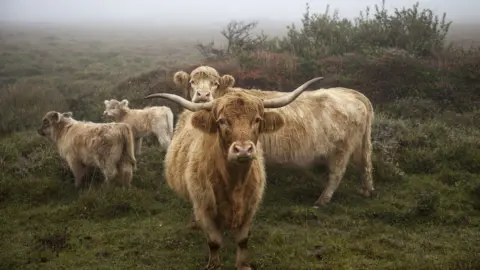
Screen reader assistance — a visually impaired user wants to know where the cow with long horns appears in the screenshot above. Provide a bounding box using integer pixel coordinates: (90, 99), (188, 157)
(173, 66), (375, 208)
(145, 77), (323, 270)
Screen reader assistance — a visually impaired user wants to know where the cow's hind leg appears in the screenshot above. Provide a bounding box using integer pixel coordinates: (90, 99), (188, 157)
(314, 149), (351, 206)
(155, 130), (171, 153)
(118, 160), (133, 190)
(101, 162), (118, 188)
(134, 137), (143, 156)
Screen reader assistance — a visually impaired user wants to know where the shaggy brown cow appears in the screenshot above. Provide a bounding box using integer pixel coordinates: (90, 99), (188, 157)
(173, 66), (374, 207)
(145, 77), (323, 270)
(103, 98), (174, 155)
(37, 111), (137, 188)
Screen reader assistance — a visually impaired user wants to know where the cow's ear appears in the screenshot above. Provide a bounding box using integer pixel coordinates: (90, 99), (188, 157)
(62, 111), (73, 118)
(174, 71), (190, 88)
(191, 111), (217, 134)
(104, 100), (109, 105)
(219, 74), (235, 88)
(120, 99), (129, 107)
(51, 112), (61, 123)
(260, 111), (284, 133)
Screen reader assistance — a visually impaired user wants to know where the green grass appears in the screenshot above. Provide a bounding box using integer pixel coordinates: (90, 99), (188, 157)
(1, 22), (480, 270)
(1, 115), (479, 269)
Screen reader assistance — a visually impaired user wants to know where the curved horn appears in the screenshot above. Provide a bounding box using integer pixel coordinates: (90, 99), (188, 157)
(144, 93), (213, 111)
(262, 77), (324, 108)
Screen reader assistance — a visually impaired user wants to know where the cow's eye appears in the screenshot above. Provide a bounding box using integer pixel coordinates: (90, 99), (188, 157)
(254, 117), (262, 124)
(217, 118), (227, 126)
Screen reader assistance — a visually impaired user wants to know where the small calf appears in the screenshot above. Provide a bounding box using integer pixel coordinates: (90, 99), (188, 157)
(103, 99), (174, 155)
(37, 111), (137, 188)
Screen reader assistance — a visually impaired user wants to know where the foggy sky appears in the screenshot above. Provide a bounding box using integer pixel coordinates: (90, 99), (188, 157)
(1, 0), (478, 26)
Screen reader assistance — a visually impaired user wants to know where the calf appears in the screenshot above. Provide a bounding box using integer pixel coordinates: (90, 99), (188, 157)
(103, 98), (174, 155)
(37, 111), (137, 188)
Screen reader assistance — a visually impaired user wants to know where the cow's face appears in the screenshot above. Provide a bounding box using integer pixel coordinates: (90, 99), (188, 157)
(37, 111), (72, 140)
(174, 69), (235, 103)
(103, 99), (128, 118)
(191, 92), (284, 163)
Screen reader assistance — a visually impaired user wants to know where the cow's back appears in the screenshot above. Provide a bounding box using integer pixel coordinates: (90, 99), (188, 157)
(59, 122), (126, 167)
(251, 88), (371, 166)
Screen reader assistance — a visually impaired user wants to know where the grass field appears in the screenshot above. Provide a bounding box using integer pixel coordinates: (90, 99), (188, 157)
(1, 19), (480, 270)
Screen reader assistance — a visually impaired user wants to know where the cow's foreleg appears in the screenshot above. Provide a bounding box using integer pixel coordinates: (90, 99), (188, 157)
(196, 210), (223, 270)
(314, 150), (350, 206)
(188, 211), (200, 230)
(67, 157), (87, 188)
(234, 220), (253, 270)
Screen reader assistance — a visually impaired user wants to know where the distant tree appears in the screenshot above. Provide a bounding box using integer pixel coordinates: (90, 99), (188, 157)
(195, 20), (268, 60)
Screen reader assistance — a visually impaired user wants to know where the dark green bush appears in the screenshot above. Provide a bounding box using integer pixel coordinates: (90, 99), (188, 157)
(275, 1), (451, 58)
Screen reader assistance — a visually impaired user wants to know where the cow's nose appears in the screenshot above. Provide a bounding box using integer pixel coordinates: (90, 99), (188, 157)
(37, 129), (43, 136)
(193, 91), (213, 103)
(229, 141), (255, 162)
(196, 91), (210, 96)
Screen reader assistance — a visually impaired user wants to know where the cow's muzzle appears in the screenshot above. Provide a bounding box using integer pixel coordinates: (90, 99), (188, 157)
(192, 90), (213, 103)
(228, 141), (256, 163)
(37, 128), (44, 136)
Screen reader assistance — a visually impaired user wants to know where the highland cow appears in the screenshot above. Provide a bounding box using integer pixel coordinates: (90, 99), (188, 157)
(145, 77), (323, 270)
(173, 65), (236, 103)
(37, 111), (137, 188)
(174, 66), (374, 207)
(103, 99), (174, 155)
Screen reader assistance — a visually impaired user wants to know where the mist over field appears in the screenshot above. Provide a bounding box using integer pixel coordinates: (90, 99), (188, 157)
(2, 0), (479, 46)
(1, 0), (480, 269)
(2, 0), (480, 23)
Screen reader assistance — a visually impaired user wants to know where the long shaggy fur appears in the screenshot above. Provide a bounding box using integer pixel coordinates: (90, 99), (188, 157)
(163, 91), (288, 269)
(38, 111), (136, 188)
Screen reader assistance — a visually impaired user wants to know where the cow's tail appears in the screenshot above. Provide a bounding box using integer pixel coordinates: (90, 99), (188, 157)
(120, 124), (137, 171)
(360, 94), (374, 191)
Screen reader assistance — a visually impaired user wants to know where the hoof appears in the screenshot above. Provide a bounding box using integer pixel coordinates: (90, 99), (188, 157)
(204, 263), (222, 270)
(187, 221), (200, 230)
(313, 196), (331, 207)
(358, 187), (374, 197)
